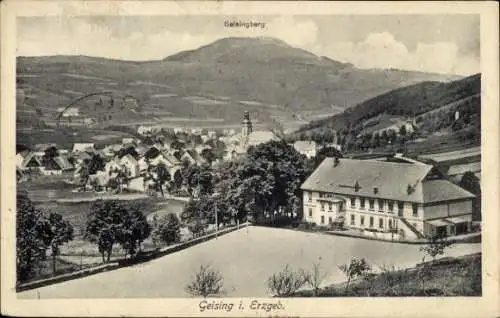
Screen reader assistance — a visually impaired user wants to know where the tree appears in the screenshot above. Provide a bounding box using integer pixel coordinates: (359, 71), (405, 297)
(185, 264), (225, 298)
(387, 129), (397, 145)
(149, 163), (171, 197)
(459, 171), (481, 221)
(420, 234), (453, 262)
(187, 219), (205, 238)
(372, 132), (381, 148)
(151, 213), (181, 246)
(399, 125), (407, 143)
(338, 257), (371, 292)
(46, 212), (74, 274)
(87, 153), (105, 175)
(268, 264), (308, 297)
(380, 130), (389, 146)
(42, 146), (59, 167)
(238, 141), (309, 221)
(16, 194), (51, 282)
(302, 262), (327, 296)
(85, 200), (151, 262)
(200, 148), (216, 166)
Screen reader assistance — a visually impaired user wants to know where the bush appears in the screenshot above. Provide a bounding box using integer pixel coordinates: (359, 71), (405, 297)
(268, 264), (308, 297)
(185, 264), (225, 298)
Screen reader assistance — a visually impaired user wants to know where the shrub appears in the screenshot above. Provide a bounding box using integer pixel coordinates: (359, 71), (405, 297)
(268, 264), (308, 297)
(185, 264), (225, 298)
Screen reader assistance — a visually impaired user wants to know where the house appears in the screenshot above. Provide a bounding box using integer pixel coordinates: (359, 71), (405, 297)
(293, 140), (318, 159)
(72, 143), (95, 153)
(17, 151), (42, 171)
(122, 138), (135, 145)
(207, 130), (217, 138)
(120, 154), (139, 178)
(104, 158), (122, 175)
(137, 125), (154, 135)
(300, 157), (475, 240)
(180, 150), (202, 166)
(41, 155), (74, 175)
(195, 144), (212, 155)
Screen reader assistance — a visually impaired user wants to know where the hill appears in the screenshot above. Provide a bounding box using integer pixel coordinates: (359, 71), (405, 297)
(292, 73), (481, 152)
(17, 37), (460, 132)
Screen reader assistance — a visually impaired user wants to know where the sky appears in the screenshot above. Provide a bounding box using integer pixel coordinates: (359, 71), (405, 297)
(17, 15), (480, 75)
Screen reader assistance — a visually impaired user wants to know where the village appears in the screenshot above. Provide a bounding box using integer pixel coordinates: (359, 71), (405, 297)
(16, 110), (481, 242)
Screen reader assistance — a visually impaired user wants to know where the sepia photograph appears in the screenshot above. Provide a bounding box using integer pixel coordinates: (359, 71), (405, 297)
(1, 1), (499, 317)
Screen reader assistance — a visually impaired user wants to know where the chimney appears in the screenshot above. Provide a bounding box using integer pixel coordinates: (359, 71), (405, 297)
(373, 187), (379, 194)
(354, 181), (360, 192)
(407, 184), (414, 194)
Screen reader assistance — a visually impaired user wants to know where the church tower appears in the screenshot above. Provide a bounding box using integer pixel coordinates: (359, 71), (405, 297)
(241, 110), (253, 140)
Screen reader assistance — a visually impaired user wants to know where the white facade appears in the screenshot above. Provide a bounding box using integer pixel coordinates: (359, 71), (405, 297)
(120, 156), (139, 178)
(302, 190), (473, 239)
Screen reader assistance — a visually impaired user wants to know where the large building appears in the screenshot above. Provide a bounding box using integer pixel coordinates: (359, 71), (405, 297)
(238, 111), (279, 153)
(300, 157), (476, 240)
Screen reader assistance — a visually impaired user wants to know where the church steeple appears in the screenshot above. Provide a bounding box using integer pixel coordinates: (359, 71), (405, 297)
(241, 110), (252, 140)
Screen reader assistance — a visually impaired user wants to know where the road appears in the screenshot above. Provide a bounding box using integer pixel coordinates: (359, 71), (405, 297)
(18, 226), (481, 298)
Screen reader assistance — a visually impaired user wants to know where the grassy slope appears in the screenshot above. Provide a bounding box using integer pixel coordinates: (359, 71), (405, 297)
(295, 253), (481, 297)
(16, 37), (458, 129)
(295, 73), (480, 135)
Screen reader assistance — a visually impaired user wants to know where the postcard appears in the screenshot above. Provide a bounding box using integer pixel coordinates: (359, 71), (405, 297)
(1, 1), (499, 317)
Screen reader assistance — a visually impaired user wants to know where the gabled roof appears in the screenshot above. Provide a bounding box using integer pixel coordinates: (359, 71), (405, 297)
(422, 179), (475, 203)
(247, 131), (279, 147)
(293, 140), (317, 151)
(21, 152), (41, 169)
(446, 162), (481, 176)
(161, 151), (181, 165)
(301, 158), (437, 203)
(120, 154), (138, 166)
(72, 143), (95, 152)
(53, 156), (74, 170)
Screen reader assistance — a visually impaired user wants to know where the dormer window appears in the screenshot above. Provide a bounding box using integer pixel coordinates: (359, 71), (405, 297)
(354, 181), (360, 192)
(407, 184), (414, 194)
(373, 187), (379, 194)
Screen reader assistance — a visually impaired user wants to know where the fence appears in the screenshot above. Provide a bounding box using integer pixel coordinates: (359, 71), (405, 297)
(16, 222), (249, 293)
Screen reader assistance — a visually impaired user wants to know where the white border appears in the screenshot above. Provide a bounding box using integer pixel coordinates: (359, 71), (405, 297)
(1, 1), (499, 317)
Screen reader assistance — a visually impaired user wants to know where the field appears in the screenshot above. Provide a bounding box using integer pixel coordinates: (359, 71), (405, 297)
(18, 226), (481, 299)
(16, 127), (137, 150)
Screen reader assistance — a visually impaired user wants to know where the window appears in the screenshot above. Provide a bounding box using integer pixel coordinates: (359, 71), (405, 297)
(350, 197), (355, 208)
(388, 201), (394, 212)
(350, 214), (355, 225)
(379, 218), (384, 229)
(412, 203), (419, 217)
(369, 216), (374, 227)
(360, 198), (366, 209)
(319, 192), (324, 198)
(360, 216), (365, 226)
(378, 199), (384, 211)
(308, 208), (312, 217)
(398, 201), (404, 216)
(320, 203), (325, 211)
(388, 219), (393, 229)
(307, 191), (312, 202)
(328, 203), (333, 211)
(321, 215), (325, 224)
(329, 217), (333, 224)
(369, 199), (375, 210)
(339, 202), (344, 212)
